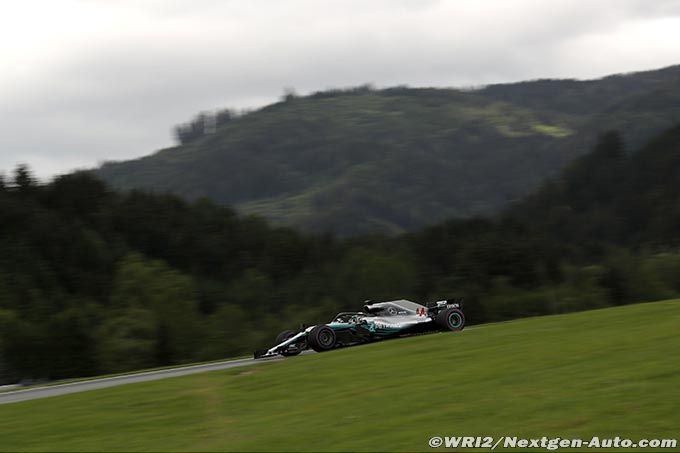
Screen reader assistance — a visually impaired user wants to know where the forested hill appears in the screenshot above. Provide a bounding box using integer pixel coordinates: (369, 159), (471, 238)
(96, 65), (680, 235)
(507, 124), (680, 249)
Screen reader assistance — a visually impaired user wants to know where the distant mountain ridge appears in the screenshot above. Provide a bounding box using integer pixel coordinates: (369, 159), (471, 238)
(96, 64), (680, 235)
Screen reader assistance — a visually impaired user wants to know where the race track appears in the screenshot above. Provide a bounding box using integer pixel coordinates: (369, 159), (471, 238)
(0, 353), (299, 405)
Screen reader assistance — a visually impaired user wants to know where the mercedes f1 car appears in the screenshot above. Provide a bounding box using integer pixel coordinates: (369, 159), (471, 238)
(254, 299), (464, 359)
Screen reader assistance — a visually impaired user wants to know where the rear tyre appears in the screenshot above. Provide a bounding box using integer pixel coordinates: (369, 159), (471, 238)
(275, 329), (303, 356)
(307, 325), (337, 352)
(436, 308), (465, 331)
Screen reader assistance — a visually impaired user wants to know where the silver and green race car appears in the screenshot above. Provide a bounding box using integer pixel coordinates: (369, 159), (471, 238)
(254, 299), (464, 359)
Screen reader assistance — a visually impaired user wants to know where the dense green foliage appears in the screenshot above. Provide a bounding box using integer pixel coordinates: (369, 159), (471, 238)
(0, 168), (337, 382)
(3, 119), (680, 383)
(97, 65), (680, 235)
(2, 300), (678, 451)
(510, 124), (680, 249)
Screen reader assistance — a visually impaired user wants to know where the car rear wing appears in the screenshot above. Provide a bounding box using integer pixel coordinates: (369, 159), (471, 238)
(427, 298), (464, 309)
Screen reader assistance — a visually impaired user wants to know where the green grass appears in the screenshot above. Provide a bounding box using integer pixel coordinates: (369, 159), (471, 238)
(531, 123), (573, 138)
(2, 300), (679, 451)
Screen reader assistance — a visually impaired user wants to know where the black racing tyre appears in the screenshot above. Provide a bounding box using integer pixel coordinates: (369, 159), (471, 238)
(307, 325), (337, 352)
(436, 308), (465, 331)
(275, 329), (303, 356)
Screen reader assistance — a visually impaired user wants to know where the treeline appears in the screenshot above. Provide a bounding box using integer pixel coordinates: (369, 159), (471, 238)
(174, 108), (243, 145)
(0, 167), (420, 382)
(3, 125), (680, 383)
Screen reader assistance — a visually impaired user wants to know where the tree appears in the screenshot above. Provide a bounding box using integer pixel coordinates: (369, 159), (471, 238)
(332, 247), (417, 308)
(110, 253), (201, 365)
(95, 308), (156, 373)
(282, 87), (297, 102)
(13, 164), (34, 192)
(0, 309), (17, 383)
(46, 304), (99, 378)
(593, 130), (624, 159)
(0, 309), (49, 379)
(199, 304), (251, 360)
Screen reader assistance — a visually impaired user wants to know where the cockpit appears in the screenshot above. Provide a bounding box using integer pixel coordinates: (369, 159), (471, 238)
(332, 312), (365, 323)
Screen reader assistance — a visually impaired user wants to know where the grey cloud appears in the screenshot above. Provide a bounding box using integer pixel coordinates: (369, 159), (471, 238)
(1, 0), (680, 178)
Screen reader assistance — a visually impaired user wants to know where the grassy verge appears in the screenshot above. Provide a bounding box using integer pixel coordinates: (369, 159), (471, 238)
(1, 300), (678, 451)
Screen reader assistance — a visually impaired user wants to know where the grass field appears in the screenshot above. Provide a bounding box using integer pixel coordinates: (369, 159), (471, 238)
(1, 300), (679, 451)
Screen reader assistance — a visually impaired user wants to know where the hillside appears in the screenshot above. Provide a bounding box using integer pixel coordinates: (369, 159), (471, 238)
(1, 300), (678, 451)
(96, 65), (680, 235)
(508, 123), (680, 248)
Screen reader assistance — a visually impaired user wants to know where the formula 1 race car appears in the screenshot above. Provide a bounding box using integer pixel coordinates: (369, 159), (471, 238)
(254, 299), (464, 359)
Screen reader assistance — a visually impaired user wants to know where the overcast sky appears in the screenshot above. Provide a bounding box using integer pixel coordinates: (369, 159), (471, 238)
(2, 0), (680, 179)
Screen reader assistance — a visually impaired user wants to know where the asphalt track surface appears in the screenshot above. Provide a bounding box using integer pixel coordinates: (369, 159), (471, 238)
(0, 352), (309, 405)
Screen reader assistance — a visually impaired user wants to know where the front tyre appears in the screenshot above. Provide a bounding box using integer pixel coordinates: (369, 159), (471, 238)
(307, 325), (337, 352)
(436, 308), (465, 331)
(275, 329), (304, 356)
